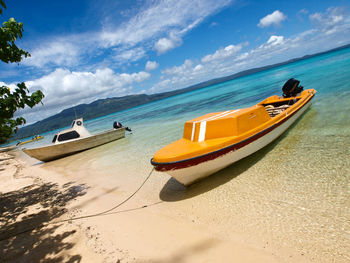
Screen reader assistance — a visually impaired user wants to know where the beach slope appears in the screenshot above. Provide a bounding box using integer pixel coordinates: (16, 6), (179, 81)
(0, 151), (311, 262)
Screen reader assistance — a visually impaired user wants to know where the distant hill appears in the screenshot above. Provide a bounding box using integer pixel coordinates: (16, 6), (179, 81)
(12, 43), (350, 140)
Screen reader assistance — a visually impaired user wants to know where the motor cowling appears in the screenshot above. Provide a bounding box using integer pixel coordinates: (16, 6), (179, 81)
(282, 78), (303, 98)
(113, 121), (132, 132)
(113, 121), (123, 129)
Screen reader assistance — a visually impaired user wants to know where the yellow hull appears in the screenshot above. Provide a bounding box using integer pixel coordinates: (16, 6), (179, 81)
(151, 89), (316, 185)
(17, 136), (44, 146)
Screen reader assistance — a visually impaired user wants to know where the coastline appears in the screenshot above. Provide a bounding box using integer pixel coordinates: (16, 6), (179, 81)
(0, 150), (310, 262)
(13, 43), (350, 141)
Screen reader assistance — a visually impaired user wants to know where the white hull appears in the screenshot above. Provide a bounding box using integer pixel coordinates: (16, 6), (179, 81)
(23, 128), (125, 162)
(167, 101), (312, 186)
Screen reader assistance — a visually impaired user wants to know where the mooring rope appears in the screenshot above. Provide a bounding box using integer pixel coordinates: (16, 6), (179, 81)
(0, 167), (156, 241)
(54, 167), (156, 221)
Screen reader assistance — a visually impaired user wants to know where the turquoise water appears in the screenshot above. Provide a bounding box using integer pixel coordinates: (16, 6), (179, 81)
(25, 46), (350, 163)
(21, 47), (350, 261)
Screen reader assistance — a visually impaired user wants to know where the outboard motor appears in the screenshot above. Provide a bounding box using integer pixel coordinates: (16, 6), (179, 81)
(113, 121), (132, 132)
(113, 121), (123, 129)
(282, 78), (303, 98)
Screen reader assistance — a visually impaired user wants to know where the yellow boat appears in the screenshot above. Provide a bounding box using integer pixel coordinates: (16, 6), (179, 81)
(151, 79), (316, 186)
(17, 135), (44, 146)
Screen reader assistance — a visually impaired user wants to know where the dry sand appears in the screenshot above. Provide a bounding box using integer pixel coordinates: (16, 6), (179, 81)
(0, 150), (311, 263)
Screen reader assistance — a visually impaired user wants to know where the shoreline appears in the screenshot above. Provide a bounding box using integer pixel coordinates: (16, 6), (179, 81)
(1, 150), (312, 262)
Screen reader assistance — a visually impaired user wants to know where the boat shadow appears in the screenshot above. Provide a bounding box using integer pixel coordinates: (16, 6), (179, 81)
(159, 107), (314, 202)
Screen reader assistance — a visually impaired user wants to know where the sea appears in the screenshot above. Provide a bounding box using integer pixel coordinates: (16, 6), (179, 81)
(20, 46), (350, 261)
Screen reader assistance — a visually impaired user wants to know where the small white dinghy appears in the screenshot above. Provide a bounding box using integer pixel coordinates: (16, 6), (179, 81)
(23, 118), (128, 162)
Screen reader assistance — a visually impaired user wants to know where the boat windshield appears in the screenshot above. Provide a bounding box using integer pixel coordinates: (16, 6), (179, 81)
(57, 131), (80, 142)
(71, 121), (75, 127)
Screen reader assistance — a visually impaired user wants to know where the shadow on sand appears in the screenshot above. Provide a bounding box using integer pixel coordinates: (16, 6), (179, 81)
(159, 107), (315, 202)
(0, 181), (87, 263)
(139, 238), (218, 263)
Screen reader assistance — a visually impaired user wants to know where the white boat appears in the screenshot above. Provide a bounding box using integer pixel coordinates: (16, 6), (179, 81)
(23, 118), (128, 162)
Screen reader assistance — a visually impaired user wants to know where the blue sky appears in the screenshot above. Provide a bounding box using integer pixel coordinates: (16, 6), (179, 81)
(1, 0), (350, 124)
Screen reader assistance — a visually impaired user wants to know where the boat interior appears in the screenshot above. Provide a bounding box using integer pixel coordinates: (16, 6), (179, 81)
(261, 97), (301, 118)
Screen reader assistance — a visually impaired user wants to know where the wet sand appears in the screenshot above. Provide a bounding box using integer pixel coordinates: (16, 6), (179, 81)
(0, 150), (308, 263)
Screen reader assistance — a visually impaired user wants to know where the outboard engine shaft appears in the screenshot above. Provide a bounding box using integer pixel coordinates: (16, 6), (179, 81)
(282, 78), (303, 98)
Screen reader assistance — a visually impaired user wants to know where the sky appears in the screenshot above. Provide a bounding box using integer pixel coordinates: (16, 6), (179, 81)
(1, 0), (350, 124)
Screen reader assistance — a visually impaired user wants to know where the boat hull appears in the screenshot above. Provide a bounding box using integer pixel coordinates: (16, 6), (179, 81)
(23, 128), (125, 162)
(155, 100), (312, 186)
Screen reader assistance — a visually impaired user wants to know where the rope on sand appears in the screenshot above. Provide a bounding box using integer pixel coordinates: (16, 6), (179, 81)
(55, 167), (156, 221)
(0, 167), (156, 241)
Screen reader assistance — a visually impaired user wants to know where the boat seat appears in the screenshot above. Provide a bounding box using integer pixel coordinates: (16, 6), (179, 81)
(264, 104), (291, 117)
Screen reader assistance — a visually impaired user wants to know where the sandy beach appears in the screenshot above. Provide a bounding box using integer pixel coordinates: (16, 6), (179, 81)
(2, 1), (350, 262)
(0, 149), (316, 263)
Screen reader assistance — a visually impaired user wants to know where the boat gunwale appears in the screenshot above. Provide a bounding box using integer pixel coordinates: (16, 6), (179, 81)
(151, 90), (315, 170)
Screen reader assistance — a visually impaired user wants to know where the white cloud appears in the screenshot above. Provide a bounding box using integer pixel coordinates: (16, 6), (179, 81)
(100, 0), (232, 49)
(154, 37), (181, 55)
(235, 52), (249, 61)
(152, 18), (202, 55)
(298, 9), (309, 15)
(202, 44), (243, 63)
(309, 7), (346, 33)
(23, 41), (80, 68)
(145, 61), (159, 71)
(114, 47), (146, 63)
(258, 10), (287, 28)
(193, 64), (203, 71)
(163, 59), (194, 76)
(267, 35), (284, 46)
(15, 68), (150, 123)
